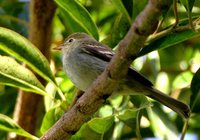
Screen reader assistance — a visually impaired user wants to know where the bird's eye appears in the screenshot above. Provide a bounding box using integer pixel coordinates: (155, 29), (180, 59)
(68, 38), (74, 43)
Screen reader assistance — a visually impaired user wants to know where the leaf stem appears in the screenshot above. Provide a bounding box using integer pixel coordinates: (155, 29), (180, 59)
(56, 85), (66, 101)
(180, 118), (189, 140)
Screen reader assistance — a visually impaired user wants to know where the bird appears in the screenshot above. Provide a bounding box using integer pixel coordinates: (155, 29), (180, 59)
(54, 32), (190, 118)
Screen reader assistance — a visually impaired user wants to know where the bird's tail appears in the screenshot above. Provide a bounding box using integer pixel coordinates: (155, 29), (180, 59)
(146, 87), (190, 118)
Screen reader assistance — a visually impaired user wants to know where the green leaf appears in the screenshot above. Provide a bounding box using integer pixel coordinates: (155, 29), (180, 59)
(71, 116), (114, 140)
(58, 8), (91, 38)
(122, 0), (133, 18)
(0, 114), (38, 140)
(111, 0), (131, 24)
(102, 14), (130, 48)
(148, 103), (179, 139)
(0, 87), (17, 115)
(122, 95), (151, 139)
(0, 56), (50, 97)
(117, 109), (137, 128)
(189, 114), (200, 128)
(98, 105), (113, 118)
(55, 0), (99, 40)
(0, 27), (55, 84)
(140, 28), (200, 56)
(172, 71), (193, 89)
(40, 101), (62, 134)
(180, 0), (195, 11)
(117, 108), (142, 139)
(190, 67), (200, 112)
(129, 95), (152, 109)
(87, 116), (114, 134)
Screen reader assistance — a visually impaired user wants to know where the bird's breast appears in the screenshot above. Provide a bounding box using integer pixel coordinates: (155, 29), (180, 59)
(62, 49), (107, 91)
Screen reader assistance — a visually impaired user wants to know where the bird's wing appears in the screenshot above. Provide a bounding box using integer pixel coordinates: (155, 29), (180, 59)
(82, 43), (114, 62)
(81, 43), (153, 87)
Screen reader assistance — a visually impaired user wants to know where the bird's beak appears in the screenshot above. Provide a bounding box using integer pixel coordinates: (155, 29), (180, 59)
(53, 45), (64, 51)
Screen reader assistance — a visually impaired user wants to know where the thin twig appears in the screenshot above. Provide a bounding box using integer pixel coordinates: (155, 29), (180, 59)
(146, 22), (199, 45)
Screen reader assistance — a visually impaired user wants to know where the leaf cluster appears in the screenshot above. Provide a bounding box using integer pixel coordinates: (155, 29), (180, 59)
(0, 0), (200, 139)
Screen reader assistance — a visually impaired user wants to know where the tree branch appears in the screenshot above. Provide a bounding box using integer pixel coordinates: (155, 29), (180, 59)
(40, 0), (173, 139)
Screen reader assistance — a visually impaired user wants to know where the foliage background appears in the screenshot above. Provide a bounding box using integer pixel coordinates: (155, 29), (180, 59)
(0, 0), (200, 139)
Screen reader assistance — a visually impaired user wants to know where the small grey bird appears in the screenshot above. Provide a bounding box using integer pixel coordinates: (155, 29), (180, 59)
(54, 32), (190, 118)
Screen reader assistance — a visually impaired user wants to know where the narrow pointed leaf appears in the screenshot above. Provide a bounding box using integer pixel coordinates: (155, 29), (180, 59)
(0, 56), (49, 96)
(111, 0), (131, 24)
(0, 27), (55, 83)
(55, 0), (99, 40)
(140, 27), (200, 56)
(190, 67), (200, 112)
(102, 14), (130, 48)
(0, 114), (38, 140)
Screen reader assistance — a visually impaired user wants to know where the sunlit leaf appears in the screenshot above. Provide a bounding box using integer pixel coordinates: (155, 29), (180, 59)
(172, 71), (193, 89)
(0, 114), (38, 140)
(148, 103), (179, 139)
(98, 105), (113, 118)
(55, 0), (99, 40)
(40, 101), (62, 134)
(88, 116), (114, 134)
(0, 27), (55, 83)
(0, 56), (49, 97)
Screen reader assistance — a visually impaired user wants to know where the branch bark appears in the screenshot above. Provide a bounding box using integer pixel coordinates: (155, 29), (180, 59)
(40, 0), (173, 139)
(9, 0), (56, 140)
